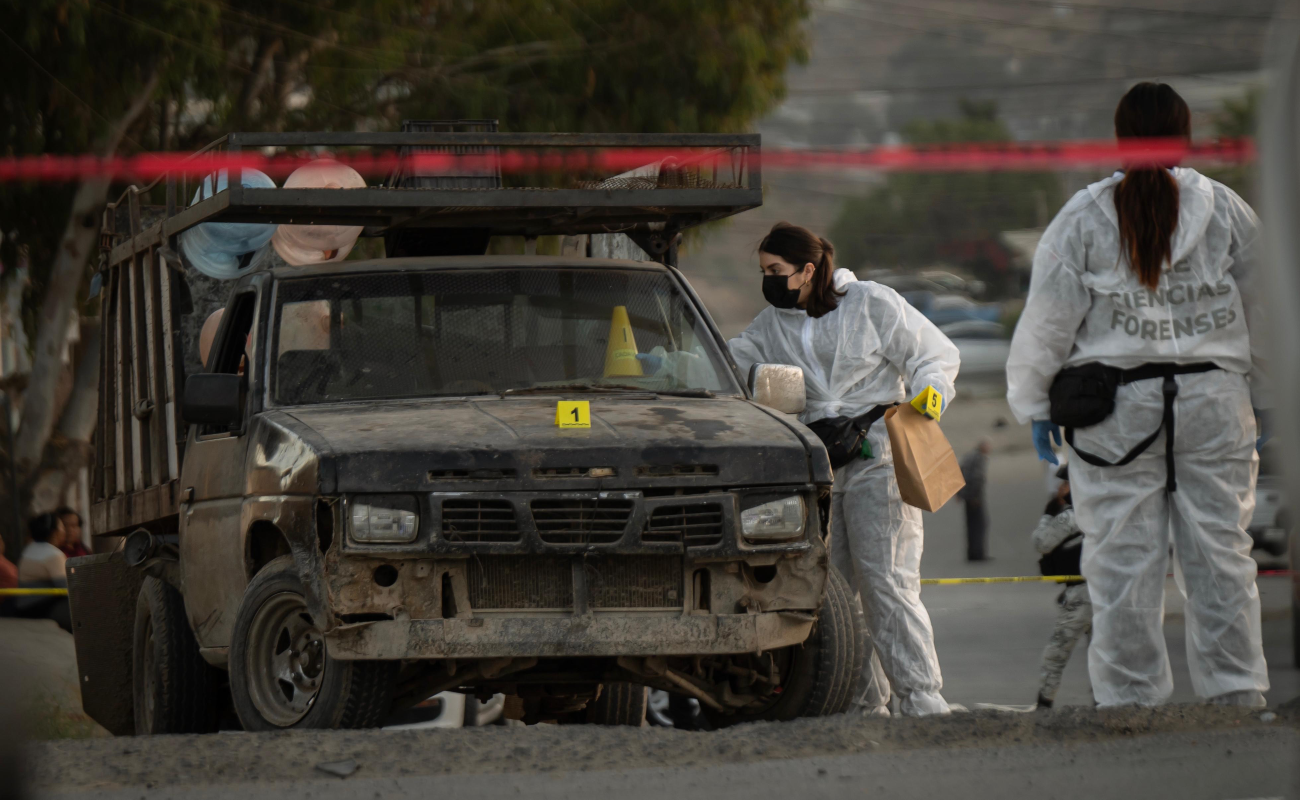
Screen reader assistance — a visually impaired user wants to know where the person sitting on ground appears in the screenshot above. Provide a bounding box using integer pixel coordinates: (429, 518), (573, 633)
(18, 513), (67, 585)
(9, 513), (72, 632)
(1033, 467), (1092, 709)
(55, 507), (89, 559)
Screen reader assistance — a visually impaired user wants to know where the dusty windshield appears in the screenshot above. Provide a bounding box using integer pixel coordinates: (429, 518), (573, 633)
(269, 267), (739, 405)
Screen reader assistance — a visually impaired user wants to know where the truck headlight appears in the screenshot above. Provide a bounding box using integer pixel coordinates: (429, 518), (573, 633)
(741, 495), (805, 542)
(350, 495), (419, 543)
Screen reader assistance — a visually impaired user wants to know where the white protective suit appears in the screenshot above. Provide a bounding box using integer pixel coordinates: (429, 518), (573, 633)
(1006, 168), (1270, 707)
(730, 268), (961, 716)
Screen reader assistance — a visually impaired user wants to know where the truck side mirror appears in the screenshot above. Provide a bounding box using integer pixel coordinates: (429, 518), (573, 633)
(182, 373), (244, 426)
(748, 363), (806, 415)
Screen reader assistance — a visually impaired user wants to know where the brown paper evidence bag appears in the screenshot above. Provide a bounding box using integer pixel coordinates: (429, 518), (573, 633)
(883, 404), (966, 513)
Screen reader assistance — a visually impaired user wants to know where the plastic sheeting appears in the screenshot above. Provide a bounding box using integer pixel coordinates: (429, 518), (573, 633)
(180, 169), (278, 280)
(271, 160), (367, 265)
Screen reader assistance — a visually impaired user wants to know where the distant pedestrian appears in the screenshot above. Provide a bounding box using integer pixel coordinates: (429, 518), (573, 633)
(9, 513), (71, 631)
(1034, 468), (1091, 708)
(958, 439), (991, 561)
(56, 507), (88, 559)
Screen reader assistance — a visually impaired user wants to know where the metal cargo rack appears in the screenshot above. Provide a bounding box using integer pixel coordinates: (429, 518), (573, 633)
(91, 131), (761, 538)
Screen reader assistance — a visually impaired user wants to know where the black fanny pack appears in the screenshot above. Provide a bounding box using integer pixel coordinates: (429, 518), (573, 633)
(1048, 361), (1219, 492)
(1038, 532), (1083, 580)
(807, 404), (895, 469)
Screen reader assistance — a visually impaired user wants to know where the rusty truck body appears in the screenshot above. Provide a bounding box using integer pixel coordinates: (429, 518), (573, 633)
(67, 130), (865, 734)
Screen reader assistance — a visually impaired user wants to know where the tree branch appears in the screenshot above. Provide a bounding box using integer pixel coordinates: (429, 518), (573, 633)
(13, 68), (159, 478)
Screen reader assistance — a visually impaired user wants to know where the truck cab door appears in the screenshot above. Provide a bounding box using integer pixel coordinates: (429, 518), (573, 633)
(179, 283), (264, 651)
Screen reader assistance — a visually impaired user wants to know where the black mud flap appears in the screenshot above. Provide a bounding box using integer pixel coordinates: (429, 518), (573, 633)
(66, 553), (144, 736)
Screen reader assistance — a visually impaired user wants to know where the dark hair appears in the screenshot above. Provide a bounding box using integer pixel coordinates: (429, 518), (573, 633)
(1113, 82), (1190, 290)
(758, 222), (844, 318)
(28, 513), (61, 544)
(55, 506), (80, 523)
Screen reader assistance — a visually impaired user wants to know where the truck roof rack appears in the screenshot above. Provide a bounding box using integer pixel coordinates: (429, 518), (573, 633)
(103, 131), (761, 270)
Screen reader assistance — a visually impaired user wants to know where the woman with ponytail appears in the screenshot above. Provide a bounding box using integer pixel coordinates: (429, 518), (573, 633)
(730, 222), (961, 717)
(1007, 83), (1270, 708)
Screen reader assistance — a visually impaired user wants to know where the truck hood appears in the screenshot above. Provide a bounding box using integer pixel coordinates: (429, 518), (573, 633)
(276, 395), (821, 493)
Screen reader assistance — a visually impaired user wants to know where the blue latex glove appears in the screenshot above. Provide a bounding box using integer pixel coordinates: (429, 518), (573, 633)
(1255, 408), (1272, 451)
(635, 352), (664, 373)
(1032, 420), (1062, 465)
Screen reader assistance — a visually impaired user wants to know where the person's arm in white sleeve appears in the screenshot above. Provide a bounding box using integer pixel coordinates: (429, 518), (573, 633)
(1032, 507), (1080, 554)
(727, 317), (769, 381)
(868, 286), (960, 406)
(1006, 223), (1091, 425)
(1225, 193), (1271, 410)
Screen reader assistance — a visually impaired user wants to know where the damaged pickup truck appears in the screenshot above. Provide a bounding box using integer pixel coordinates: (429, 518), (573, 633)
(68, 130), (865, 734)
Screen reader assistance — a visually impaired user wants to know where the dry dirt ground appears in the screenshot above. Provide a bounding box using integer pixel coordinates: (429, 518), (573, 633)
(19, 702), (1298, 799)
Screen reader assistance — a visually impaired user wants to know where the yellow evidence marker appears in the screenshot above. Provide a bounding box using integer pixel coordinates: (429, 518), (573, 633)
(910, 385), (943, 421)
(556, 400), (591, 429)
(604, 305), (644, 377)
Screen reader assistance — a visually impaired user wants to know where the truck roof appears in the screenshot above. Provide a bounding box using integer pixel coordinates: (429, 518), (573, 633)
(270, 254), (672, 280)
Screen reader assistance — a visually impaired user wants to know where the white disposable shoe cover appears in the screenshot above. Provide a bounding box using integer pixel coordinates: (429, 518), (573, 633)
(272, 160), (367, 265)
(180, 169), (278, 280)
(900, 690), (952, 717)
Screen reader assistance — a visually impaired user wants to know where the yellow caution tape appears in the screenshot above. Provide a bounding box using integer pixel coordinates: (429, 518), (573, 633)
(921, 575), (1083, 585)
(0, 587), (69, 596)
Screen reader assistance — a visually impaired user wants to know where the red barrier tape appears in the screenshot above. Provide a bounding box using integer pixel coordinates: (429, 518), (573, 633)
(0, 138), (1254, 183)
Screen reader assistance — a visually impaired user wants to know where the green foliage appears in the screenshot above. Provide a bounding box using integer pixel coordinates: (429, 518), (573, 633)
(829, 100), (1062, 296)
(1202, 87), (1260, 205)
(0, 0), (810, 331)
(0, 0), (222, 295)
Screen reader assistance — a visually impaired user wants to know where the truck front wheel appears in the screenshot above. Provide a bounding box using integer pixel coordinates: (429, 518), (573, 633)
(229, 556), (396, 731)
(703, 566), (866, 727)
(133, 576), (222, 735)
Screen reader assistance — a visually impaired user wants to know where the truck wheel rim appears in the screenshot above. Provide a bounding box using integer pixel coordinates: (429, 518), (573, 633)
(246, 591), (325, 726)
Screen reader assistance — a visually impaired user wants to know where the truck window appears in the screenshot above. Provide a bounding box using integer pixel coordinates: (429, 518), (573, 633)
(269, 268), (738, 405)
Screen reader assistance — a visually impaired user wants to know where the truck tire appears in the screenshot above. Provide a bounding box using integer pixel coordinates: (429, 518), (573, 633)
(133, 576), (222, 735)
(229, 556), (396, 731)
(704, 567), (865, 727)
(586, 682), (647, 726)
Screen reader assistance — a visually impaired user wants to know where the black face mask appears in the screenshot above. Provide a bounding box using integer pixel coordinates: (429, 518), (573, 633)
(762, 273), (803, 309)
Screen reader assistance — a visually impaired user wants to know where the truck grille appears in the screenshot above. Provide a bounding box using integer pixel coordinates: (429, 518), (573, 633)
(466, 556), (574, 609)
(441, 499), (521, 543)
(463, 556), (683, 610)
(587, 556), (683, 609)
(530, 499), (634, 545)
(645, 503), (725, 547)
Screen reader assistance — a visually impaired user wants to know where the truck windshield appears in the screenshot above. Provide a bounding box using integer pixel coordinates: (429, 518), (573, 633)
(269, 268), (740, 405)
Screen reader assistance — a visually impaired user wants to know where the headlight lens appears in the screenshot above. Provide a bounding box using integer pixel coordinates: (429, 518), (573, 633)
(741, 495), (805, 541)
(350, 495), (419, 543)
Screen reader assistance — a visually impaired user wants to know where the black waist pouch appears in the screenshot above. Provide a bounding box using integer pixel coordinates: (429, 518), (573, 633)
(807, 405), (893, 469)
(1048, 363), (1121, 429)
(1039, 532), (1083, 579)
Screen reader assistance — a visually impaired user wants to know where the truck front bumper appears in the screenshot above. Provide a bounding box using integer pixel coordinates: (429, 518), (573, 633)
(324, 610), (815, 660)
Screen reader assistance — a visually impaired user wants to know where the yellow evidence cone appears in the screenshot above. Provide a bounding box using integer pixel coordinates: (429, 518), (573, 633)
(603, 305), (644, 377)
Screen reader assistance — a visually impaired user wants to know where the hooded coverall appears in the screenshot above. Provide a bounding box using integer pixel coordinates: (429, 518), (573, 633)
(730, 269), (961, 716)
(1006, 168), (1270, 707)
